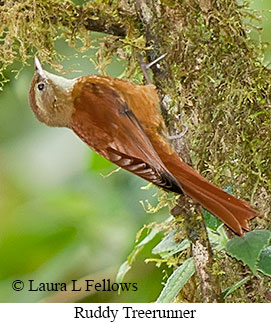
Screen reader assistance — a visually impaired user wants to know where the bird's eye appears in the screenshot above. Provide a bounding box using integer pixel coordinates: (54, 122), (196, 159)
(37, 83), (45, 91)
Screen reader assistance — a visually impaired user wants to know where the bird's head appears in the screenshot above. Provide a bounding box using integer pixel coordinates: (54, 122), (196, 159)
(29, 57), (75, 127)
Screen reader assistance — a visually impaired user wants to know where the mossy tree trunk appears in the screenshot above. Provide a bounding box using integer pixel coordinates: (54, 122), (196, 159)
(1, 0), (270, 302)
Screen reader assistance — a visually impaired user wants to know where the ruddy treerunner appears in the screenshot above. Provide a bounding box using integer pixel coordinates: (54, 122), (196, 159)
(29, 57), (258, 235)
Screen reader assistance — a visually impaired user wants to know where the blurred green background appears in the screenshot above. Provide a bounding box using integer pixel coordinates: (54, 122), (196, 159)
(0, 0), (271, 303)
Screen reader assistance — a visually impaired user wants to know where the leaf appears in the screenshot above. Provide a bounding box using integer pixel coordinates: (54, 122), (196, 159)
(116, 246), (143, 284)
(202, 208), (223, 231)
(136, 226), (160, 248)
(152, 230), (190, 258)
(152, 230), (177, 253)
(222, 276), (250, 299)
(207, 225), (228, 251)
(225, 230), (271, 274)
(156, 258), (195, 303)
(116, 261), (131, 284)
(116, 223), (163, 283)
(258, 245), (271, 276)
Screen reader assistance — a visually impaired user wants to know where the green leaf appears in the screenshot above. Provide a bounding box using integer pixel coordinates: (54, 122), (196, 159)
(136, 226), (160, 248)
(207, 225), (228, 251)
(152, 230), (190, 258)
(222, 276), (250, 299)
(116, 260), (131, 284)
(225, 230), (271, 274)
(202, 208), (223, 231)
(152, 230), (177, 253)
(156, 258), (195, 303)
(258, 245), (271, 276)
(116, 246), (143, 284)
(116, 224), (162, 283)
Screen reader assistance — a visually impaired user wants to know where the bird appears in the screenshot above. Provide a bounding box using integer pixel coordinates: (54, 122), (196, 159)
(28, 57), (258, 236)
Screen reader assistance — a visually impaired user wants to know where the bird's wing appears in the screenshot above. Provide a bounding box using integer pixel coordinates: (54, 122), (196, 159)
(70, 79), (183, 193)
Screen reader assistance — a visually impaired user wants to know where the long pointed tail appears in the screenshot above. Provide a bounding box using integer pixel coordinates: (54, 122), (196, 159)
(163, 152), (258, 235)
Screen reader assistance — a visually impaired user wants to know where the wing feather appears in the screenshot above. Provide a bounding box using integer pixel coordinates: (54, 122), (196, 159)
(71, 79), (183, 194)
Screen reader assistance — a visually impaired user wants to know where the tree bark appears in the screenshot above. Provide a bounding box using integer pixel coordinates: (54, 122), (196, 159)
(134, 0), (222, 302)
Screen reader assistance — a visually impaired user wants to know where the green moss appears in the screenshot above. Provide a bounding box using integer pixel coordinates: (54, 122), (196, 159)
(0, 0), (139, 85)
(0, 0), (79, 73)
(152, 0), (271, 216)
(132, 0), (271, 301)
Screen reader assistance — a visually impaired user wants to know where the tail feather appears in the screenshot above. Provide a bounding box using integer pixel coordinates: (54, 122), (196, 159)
(164, 153), (258, 235)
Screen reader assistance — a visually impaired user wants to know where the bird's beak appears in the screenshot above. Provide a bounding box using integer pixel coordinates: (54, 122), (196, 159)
(34, 56), (47, 79)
